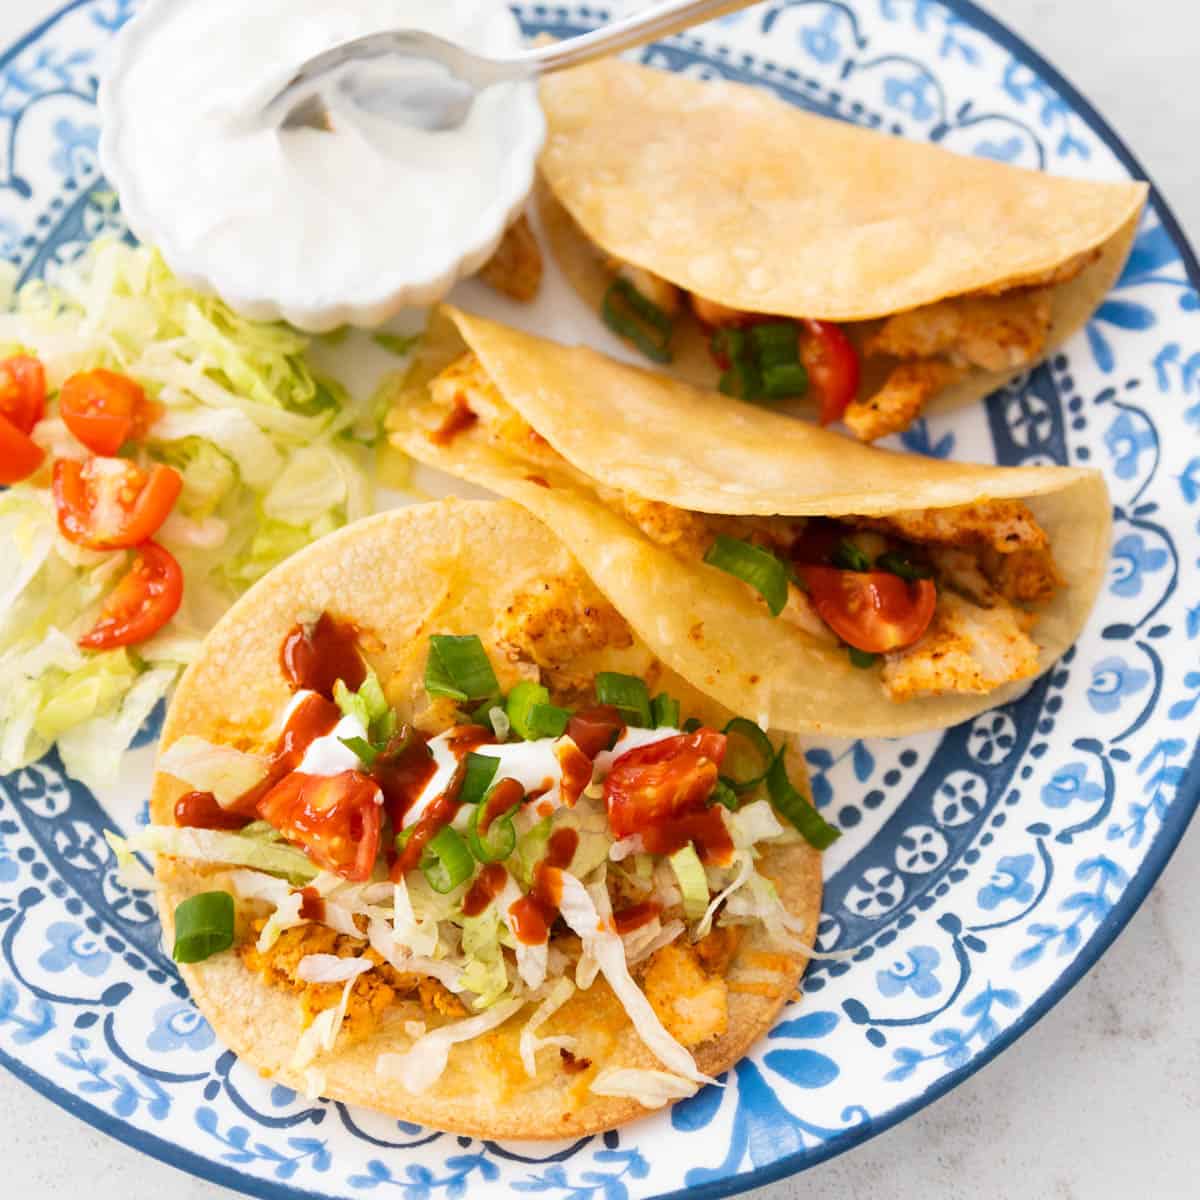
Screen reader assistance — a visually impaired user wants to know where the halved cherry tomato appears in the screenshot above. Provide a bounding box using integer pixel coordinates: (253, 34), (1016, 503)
(603, 730), (726, 839)
(0, 355), (46, 434)
(799, 566), (937, 654)
(0, 414), (45, 483)
(566, 704), (626, 759)
(59, 368), (154, 456)
(53, 457), (182, 549)
(78, 541), (183, 650)
(257, 770), (382, 882)
(801, 320), (861, 426)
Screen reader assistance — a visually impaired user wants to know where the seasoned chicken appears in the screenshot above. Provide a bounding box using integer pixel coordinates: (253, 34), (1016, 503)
(240, 922), (464, 1042)
(643, 941), (729, 1048)
(982, 546), (1063, 606)
(927, 546), (999, 607)
(868, 289), (1053, 373)
(689, 292), (749, 327)
(478, 215), (543, 303)
(881, 591), (1041, 701)
(494, 572), (634, 679)
(597, 488), (713, 561)
(843, 361), (966, 442)
(851, 500), (1050, 556)
(694, 925), (744, 976)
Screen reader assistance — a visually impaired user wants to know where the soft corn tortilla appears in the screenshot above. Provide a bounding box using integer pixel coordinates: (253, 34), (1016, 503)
(150, 499), (822, 1138)
(537, 57), (1146, 414)
(391, 309), (1111, 737)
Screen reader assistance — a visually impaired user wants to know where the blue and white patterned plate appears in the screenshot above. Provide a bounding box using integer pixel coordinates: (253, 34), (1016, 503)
(2, 2), (1198, 1197)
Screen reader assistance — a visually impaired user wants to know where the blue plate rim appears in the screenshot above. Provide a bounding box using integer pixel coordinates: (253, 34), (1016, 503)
(0, 1), (1197, 1198)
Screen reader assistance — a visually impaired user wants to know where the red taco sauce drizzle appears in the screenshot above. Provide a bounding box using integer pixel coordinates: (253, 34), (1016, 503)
(297, 886), (326, 923)
(430, 396), (478, 446)
(613, 900), (663, 935)
(174, 790), (252, 831)
(461, 862), (509, 917)
(509, 827), (579, 945)
(641, 808), (734, 867)
(479, 777), (524, 834)
(281, 612), (365, 698)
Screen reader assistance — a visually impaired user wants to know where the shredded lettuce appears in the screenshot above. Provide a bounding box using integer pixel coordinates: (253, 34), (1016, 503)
(0, 242), (388, 787)
(589, 1067), (700, 1107)
(519, 978), (577, 1077)
(669, 844), (710, 921)
(123, 824), (319, 881)
(157, 736), (269, 806)
(460, 903), (512, 1008)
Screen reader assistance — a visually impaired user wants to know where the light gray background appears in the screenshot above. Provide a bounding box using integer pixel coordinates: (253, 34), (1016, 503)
(2, 1), (1198, 1197)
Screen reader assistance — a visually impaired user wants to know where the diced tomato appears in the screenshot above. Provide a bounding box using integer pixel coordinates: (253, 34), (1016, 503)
(53, 457), (182, 549)
(801, 320), (860, 426)
(0, 355), (46, 434)
(0, 414), (45, 483)
(799, 566), (937, 654)
(603, 730), (726, 839)
(258, 770), (382, 882)
(78, 541), (183, 650)
(566, 704), (625, 759)
(59, 369), (155, 456)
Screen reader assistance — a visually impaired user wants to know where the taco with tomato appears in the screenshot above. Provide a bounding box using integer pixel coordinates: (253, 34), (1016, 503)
(389, 308), (1111, 738)
(125, 498), (829, 1137)
(535, 57), (1147, 441)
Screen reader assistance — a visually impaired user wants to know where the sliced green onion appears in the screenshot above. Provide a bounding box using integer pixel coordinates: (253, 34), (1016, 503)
(719, 360), (763, 402)
(602, 278), (674, 364)
(722, 717), (776, 793)
(711, 779), (741, 811)
(832, 539), (872, 572)
(459, 752), (500, 807)
(371, 331), (419, 356)
(421, 826), (475, 893)
(669, 844), (710, 920)
(172, 891), (235, 964)
(466, 796), (519, 863)
(749, 322), (800, 367)
(425, 635), (500, 703)
(767, 749), (841, 850)
(848, 647), (879, 669)
(762, 362), (810, 399)
(704, 535), (789, 617)
(710, 326), (747, 366)
(876, 551), (934, 581)
(682, 717), (703, 734)
(238, 820), (285, 843)
(527, 703), (570, 739)
(505, 681), (550, 741)
(595, 672), (653, 727)
(651, 693), (681, 730)
(340, 736), (378, 769)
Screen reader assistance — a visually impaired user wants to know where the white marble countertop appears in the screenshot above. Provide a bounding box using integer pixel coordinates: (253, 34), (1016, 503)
(2, 1), (1197, 1197)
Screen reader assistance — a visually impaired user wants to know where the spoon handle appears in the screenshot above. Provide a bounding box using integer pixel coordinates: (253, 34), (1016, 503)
(518, 0), (761, 75)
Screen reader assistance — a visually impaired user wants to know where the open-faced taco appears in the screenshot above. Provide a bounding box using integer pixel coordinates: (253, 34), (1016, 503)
(131, 499), (828, 1137)
(536, 57), (1147, 440)
(390, 308), (1110, 738)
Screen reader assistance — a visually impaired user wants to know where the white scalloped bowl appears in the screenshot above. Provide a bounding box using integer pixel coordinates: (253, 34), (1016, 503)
(98, 1), (546, 332)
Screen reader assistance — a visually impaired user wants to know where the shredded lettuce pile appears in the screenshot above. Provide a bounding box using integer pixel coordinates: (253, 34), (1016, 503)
(0, 242), (395, 789)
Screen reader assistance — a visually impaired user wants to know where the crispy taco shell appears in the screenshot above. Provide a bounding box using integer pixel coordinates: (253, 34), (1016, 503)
(537, 57), (1145, 416)
(151, 499), (821, 1137)
(391, 309), (1110, 737)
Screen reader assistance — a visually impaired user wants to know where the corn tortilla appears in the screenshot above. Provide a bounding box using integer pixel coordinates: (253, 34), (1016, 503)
(151, 499), (822, 1137)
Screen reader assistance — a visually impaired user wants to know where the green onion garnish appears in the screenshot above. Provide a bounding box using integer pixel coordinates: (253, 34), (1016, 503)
(340, 736), (379, 769)
(876, 551), (934, 581)
(425, 635), (500, 703)
(527, 703), (570, 739)
(506, 681), (550, 741)
(683, 717), (703, 734)
(749, 322), (800, 367)
(595, 672), (653, 727)
(421, 826), (474, 893)
(767, 749), (841, 850)
(848, 647), (879, 669)
(172, 891), (235, 964)
(832, 539), (872, 572)
(704, 536), (790, 617)
(601, 278), (674, 364)
(719, 360), (763, 402)
(710, 326), (747, 366)
(762, 362), (810, 399)
(722, 717), (776, 793)
(651, 693), (681, 729)
(459, 752), (500, 807)
(371, 331), (419, 356)
(710, 778), (740, 812)
(466, 795), (520, 864)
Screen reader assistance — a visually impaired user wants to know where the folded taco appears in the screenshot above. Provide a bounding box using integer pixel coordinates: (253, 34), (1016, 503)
(536, 57), (1147, 441)
(134, 499), (829, 1137)
(391, 308), (1110, 738)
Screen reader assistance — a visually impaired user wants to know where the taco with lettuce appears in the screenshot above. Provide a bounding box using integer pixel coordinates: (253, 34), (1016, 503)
(536, 57), (1147, 441)
(130, 498), (829, 1137)
(390, 308), (1110, 738)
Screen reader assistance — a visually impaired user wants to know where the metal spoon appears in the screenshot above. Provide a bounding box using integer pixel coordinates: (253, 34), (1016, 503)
(260, 0), (757, 133)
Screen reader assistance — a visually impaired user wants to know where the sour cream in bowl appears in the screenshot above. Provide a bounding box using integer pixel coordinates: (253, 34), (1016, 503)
(99, 0), (545, 331)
